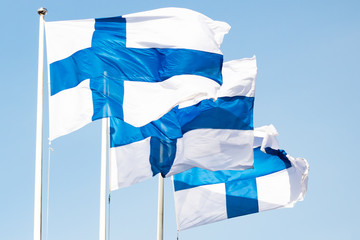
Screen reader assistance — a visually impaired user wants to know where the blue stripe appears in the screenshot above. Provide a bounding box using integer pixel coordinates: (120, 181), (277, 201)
(225, 179), (259, 218)
(149, 137), (177, 177)
(50, 47), (223, 96)
(173, 147), (292, 191)
(178, 96), (254, 133)
(49, 48), (98, 96)
(109, 111), (182, 148)
(93, 16), (126, 47)
(110, 96), (253, 148)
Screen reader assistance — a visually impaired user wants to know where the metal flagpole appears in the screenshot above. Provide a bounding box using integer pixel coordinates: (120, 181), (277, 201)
(157, 175), (164, 240)
(34, 7), (47, 240)
(99, 118), (108, 240)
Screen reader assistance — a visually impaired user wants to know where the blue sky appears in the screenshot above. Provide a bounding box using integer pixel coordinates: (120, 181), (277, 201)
(0, 0), (359, 239)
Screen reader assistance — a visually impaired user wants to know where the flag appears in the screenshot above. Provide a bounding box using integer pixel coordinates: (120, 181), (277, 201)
(173, 125), (309, 230)
(109, 57), (257, 190)
(45, 8), (230, 140)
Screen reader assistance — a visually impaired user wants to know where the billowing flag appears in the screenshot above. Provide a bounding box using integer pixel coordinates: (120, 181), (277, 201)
(45, 8), (230, 140)
(109, 57), (257, 190)
(173, 125), (309, 230)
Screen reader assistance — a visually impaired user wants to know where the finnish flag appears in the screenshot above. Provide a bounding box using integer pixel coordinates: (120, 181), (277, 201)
(173, 125), (309, 230)
(109, 57), (257, 190)
(45, 8), (230, 140)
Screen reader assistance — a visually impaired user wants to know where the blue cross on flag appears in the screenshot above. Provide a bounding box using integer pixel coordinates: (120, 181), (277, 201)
(173, 125), (309, 230)
(45, 8), (230, 140)
(109, 58), (257, 190)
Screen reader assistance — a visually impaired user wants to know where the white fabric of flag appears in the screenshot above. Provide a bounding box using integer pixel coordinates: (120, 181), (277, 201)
(45, 8), (230, 140)
(109, 57), (257, 190)
(173, 125), (309, 230)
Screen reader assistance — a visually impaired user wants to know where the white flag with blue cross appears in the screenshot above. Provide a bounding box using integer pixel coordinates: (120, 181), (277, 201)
(45, 8), (230, 140)
(173, 125), (309, 230)
(109, 57), (257, 190)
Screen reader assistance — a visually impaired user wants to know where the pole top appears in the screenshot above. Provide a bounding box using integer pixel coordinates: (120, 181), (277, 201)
(37, 7), (47, 16)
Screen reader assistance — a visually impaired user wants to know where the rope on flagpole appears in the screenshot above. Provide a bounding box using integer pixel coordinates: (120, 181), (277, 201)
(107, 193), (111, 240)
(45, 141), (53, 240)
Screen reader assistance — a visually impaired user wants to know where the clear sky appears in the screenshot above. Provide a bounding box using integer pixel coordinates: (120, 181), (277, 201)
(0, 0), (359, 239)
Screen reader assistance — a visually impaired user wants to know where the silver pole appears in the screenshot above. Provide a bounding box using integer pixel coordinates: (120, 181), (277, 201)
(157, 175), (164, 240)
(34, 7), (47, 240)
(99, 118), (108, 240)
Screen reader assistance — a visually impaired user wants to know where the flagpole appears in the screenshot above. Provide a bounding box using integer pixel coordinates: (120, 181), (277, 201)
(99, 118), (108, 240)
(34, 7), (47, 240)
(157, 175), (164, 240)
